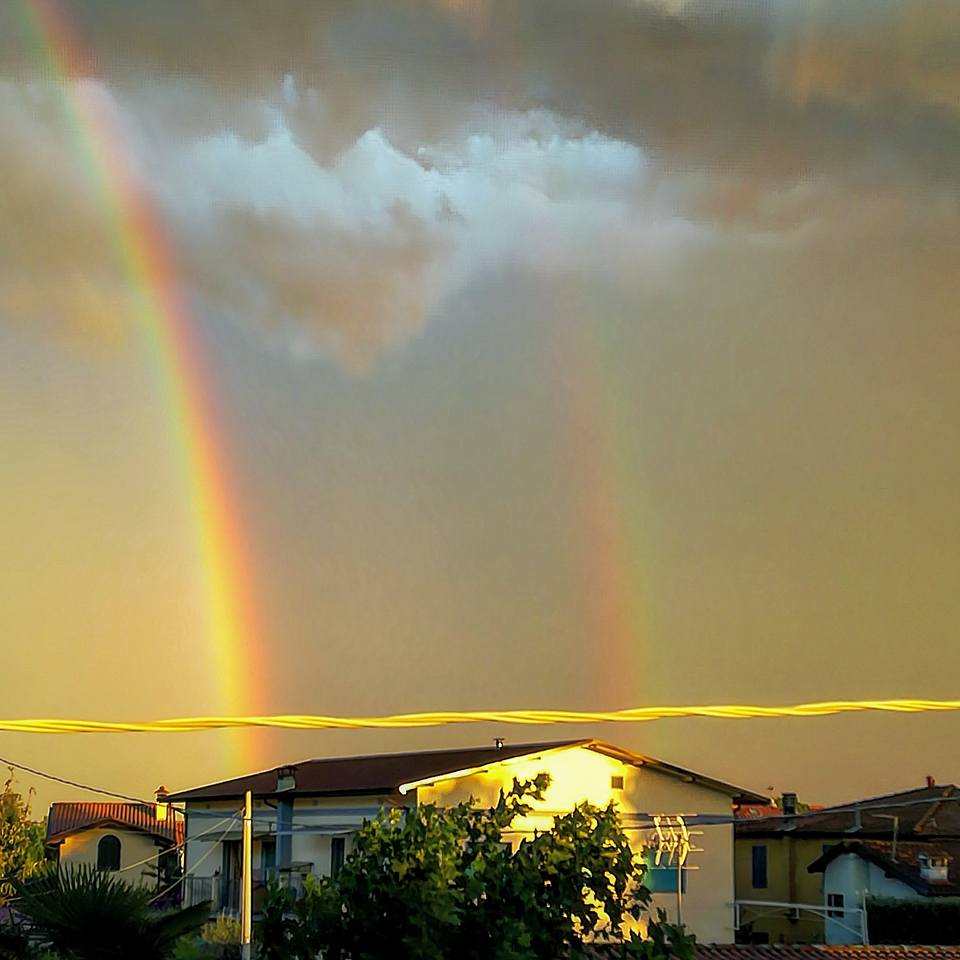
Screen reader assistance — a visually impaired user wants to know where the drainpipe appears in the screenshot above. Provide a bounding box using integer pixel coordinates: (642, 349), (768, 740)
(277, 799), (293, 871)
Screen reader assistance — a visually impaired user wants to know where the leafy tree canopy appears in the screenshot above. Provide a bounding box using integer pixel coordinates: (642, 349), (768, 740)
(0, 769), (48, 903)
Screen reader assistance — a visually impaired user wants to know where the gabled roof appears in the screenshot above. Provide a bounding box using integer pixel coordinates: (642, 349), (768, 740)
(45, 802), (184, 846)
(807, 839), (960, 897)
(736, 784), (960, 838)
(168, 739), (768, 804)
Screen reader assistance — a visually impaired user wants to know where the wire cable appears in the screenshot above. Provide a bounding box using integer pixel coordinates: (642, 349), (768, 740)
(0, 753), (150, 803)
(147, 813), (242, 905)
(117, 811), (240, 876)
(1, 699), (958, 734)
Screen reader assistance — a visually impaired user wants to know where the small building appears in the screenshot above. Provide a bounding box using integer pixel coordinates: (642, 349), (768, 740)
(168, 738), (768, 944)
(808, 840), (960, 944)
(45, 801), (184, 893)
(734, 779), (958, 945)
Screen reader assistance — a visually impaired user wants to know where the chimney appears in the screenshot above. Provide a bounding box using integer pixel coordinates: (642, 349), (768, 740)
(277, 766), (297, 792)
(919, 854), (950, 884)
(155, 785), (170, 823)
(926, 775), (936, 789)
(781, 792), (798, 816)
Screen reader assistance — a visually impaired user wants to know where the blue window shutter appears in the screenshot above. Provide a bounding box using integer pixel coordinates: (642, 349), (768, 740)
(751, 845), (768, 889)
(644, 851), (687, 893)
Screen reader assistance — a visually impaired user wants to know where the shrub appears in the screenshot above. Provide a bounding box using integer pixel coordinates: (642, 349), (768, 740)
(14, 864), (211, 960)
(866, 895), (960, 945)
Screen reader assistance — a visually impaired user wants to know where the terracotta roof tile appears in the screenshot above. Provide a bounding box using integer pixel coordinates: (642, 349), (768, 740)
(45, 802), (184, 846)
(696, 947), (960, 960)
(736, 786), (960, 838)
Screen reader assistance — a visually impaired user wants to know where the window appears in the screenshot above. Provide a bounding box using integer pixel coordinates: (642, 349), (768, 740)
(96, 835), (121, 872)
(331, 837), (345, 878)
(643, 851), (687, 894)
(751, 845), (767, 889)
(827, 893), (844, 918)
(611, 775), (624, 790)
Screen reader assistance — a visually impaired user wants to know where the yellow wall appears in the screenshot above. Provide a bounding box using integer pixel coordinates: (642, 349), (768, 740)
(734, 836), (831, 943)
(57, 826), (167, 888)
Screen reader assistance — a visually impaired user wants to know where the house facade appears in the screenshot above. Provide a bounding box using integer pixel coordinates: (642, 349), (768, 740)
(808, 840), (960, 944)
(169, 738), (768, 944)
(733, 779), (958, 945)
(45, 801), (184, 893)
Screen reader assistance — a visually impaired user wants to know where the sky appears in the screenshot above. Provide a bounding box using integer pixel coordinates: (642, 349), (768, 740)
(1, 0), (959, 815)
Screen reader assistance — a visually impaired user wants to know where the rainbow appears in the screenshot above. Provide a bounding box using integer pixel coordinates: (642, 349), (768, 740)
(15, 0), (267, 763)
(559, 294), (646, 710)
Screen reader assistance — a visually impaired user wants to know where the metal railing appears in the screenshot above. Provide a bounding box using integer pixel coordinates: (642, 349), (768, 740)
(183, 870), (309, 915)
(733, 899), (868, 945)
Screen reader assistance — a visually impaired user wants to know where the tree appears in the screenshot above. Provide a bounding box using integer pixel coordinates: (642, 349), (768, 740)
(15, 864), (211, 960)
(258, 775), (695, 960)
(0, 769), (48, 903)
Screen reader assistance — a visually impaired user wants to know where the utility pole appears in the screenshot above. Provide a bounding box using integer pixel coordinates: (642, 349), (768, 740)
(241, 790), (252, 960)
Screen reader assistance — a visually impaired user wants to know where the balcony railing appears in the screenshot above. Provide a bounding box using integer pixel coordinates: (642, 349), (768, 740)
(183, 870), (310, 915)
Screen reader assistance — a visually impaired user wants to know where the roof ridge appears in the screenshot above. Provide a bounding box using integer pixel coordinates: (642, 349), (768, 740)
(290, 738), (590, 767)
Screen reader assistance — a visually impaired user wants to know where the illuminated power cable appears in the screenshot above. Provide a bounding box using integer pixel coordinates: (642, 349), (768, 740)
(0, 699), (958, 734)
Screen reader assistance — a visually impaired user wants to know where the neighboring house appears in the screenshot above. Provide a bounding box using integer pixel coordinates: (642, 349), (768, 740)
(168, 738), (768, 944)
(734, 779), (958, 945)
(808, 840), (960, 944)
(45, 801), (184, 893)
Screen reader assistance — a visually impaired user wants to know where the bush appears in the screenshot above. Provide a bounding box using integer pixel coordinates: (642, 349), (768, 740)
(257, 774), (694, 960)
(14, 864), (212, 960)
(866, 896), (960, 945)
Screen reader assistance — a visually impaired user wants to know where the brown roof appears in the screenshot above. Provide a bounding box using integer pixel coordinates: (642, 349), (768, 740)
(45, 802), (184, 846)
(807, 840), (960, 897)
(168, 739), (768, 803)
(736, 785), (960, 838)
(695, 948), (960, 960)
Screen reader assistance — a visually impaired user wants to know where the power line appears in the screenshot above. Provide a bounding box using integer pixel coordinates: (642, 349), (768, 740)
(1, 698), (959, 734)
(117, 811), (241, 876)
(1, 754), (150, 804)
(147, 814), (241, 906)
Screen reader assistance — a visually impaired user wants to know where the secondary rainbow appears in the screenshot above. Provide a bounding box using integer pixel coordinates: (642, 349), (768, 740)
(17, 0), (268, 761)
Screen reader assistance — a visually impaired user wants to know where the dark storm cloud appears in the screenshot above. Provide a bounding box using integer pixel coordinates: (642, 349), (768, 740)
(3, 0), (957, 184)
(0, 0), (957, 359)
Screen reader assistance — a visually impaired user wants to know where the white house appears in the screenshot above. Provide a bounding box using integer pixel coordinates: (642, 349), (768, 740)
(168, 738), (767, 943)
(45, 801), (184, 893)
(808, 840), (960, 944)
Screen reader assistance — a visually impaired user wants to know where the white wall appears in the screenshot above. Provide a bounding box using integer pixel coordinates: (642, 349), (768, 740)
(57, 826), (167, 888)
(417, 745), (737, 944)
(822, 854), (919, 944)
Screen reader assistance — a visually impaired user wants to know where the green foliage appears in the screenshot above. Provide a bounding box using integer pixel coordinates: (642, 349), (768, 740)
(0, 769), (49, 903)
(202, 914), (242, 945)
(15, 864), (211, 960)
(866, 895), (960, 945)
(257, 775), (695, 960)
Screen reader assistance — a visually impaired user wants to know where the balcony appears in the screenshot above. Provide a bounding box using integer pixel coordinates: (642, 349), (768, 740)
(183, 869), (311, 916)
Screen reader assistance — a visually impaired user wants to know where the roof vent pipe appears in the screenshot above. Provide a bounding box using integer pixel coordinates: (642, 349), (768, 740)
(927, 775), (936, 788)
